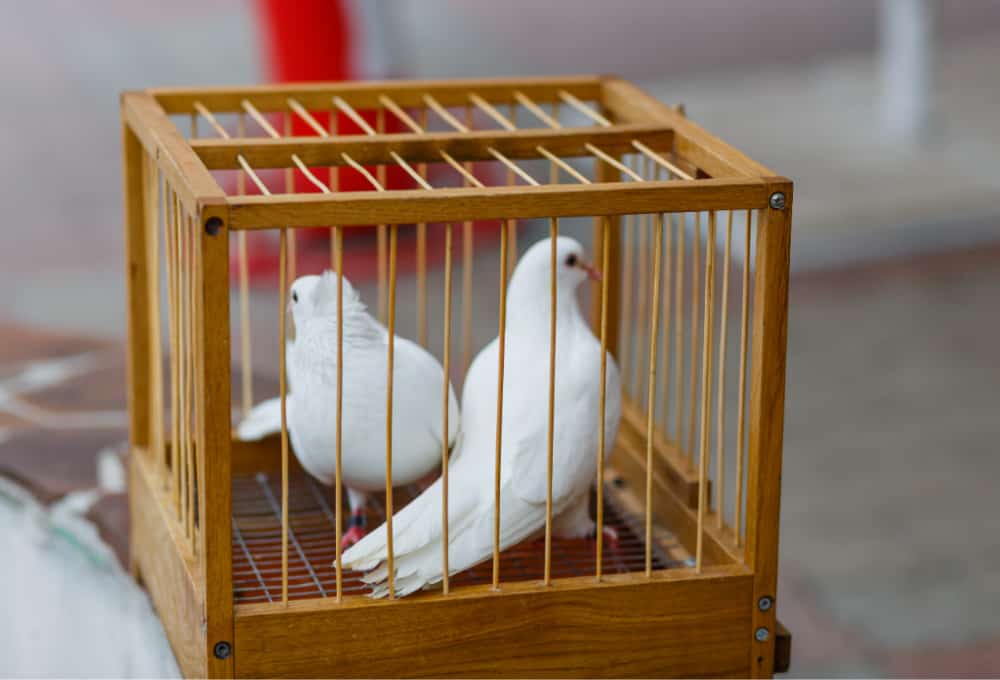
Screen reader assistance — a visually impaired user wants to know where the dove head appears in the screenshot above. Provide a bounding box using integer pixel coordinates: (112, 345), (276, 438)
(510, 235), (600, 296)
(288, 270), (364, 327)
(506, 236), (600, 326)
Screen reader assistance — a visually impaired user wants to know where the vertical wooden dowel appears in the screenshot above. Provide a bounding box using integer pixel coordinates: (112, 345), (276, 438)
(620, 212), (634, 396)
(278, 228), (289, 604)
(170, 192), (181, 512)
(735, 209), (752, 545)
(696, 212), (717, 573)
(284, 112), (296, 284)
(461, 220), (474, 377)
(544, 218), (558, 585)
(163, 188), (177, 493)
(179, 210), (189, 532)
(660, 204), (674, 436)
(334, 226), (344, 602)
(441, 222), (453, 594)
(636, 158), (651, 408)
(674, 211), (685, 459)
(506, 103), (518, 274)
(417, 107), (429, 347)
(144, 158), (163, 475)
(595, 216), (611, 581)
(493, 223), (509, 590)
(184, 114), (195, 539)
(192, 212), (204, 550)
(461, 106), (475, 378)
(329, 110), (339, 269)
(385, 224), (399, 599)
(645, 213), (664, 576)
(687, 212), (701, 462)
(717, 210), (733, 529)
(376, 108), (388, 323)
(236, 114), (252, 418)
(185, 214), (196, 541)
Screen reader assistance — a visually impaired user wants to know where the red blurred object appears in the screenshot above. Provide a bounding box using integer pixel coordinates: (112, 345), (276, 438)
(243, 2), (499, 285)
(256, 0), (411, 196)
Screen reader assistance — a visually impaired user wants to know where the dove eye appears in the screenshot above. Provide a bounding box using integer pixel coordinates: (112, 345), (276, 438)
(565, 253), (578, 267)
(292, 291), (299, 303)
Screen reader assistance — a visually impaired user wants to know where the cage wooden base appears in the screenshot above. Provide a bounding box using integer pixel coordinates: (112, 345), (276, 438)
(131, 444), (758, 678)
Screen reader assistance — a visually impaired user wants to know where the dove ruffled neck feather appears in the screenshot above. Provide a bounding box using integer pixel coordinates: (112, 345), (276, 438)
(297, 271), (383, 345)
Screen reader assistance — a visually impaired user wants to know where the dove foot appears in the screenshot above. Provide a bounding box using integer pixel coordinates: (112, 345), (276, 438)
(340, 510), (368, 550)
(586, 524), (620, 550)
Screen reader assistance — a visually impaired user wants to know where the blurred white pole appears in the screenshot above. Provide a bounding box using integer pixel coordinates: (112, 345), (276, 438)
(879, 0), (934, 145)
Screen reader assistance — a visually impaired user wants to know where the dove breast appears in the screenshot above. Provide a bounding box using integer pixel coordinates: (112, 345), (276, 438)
(286, 318), (459, 492)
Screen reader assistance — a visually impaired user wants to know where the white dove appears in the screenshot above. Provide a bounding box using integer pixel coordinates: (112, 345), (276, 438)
(342, 236), (622, 597)
(236, 271), (460, 548)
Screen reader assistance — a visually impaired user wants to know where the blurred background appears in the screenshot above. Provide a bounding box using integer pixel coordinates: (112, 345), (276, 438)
(1, 1), (999, 676)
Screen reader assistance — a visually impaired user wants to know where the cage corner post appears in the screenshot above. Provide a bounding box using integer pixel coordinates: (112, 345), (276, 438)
(198, 201), (235, 679)
(745, 178), (793, 678)
(122, 116), (151, 581)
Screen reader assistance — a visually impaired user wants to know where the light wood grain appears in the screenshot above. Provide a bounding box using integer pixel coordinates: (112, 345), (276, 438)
(611, 426), (741, 567)
(735, 209), (754, 546)
(197, 202), (235, 676)
(122, 121), (151, 451)
(191, 125), (672, 170)
(696, 212), (717, 572)
(130, 451), (206, 678)
(152, 75), (603, 114)
(601, 78), (775, 179)
(233, 567), (752, 678)
(592, 155), (623, 362)
(745, 179), (793, 678)
(228, 178), (767, 230)
(121, 92), (226, 216)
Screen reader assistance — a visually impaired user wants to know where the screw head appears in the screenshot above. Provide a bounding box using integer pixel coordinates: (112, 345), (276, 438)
(204, 216), (224, 236)
(758, 595), (774, 612)
(755, 627), (770, 642)
(213, 641), (232, 660)
(769, 192), (786, 210)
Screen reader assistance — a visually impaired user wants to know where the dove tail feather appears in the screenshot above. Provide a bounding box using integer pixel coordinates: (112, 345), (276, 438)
(358, 493), (546, 597)
(235, 397), (285, 441)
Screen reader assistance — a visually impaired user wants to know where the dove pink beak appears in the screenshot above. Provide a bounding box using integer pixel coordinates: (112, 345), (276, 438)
(578, 259), (602, 282)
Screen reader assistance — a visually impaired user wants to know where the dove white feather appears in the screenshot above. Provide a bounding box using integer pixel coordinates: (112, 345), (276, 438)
(236, 271), (460, 546)
(343, 236), (621, 596)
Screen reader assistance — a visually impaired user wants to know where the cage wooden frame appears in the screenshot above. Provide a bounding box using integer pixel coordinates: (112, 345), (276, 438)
(122, 75), (792, 678)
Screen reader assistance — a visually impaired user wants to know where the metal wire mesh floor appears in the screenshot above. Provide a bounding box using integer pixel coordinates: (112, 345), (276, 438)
(232, 470), (688, 603)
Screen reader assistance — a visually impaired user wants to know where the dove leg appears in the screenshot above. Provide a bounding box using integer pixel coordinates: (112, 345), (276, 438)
(554, 492), (620, 548)
(341, 487), (369, 549)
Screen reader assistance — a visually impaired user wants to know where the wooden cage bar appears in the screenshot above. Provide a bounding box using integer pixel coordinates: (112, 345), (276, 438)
(122, 75), (791, 679)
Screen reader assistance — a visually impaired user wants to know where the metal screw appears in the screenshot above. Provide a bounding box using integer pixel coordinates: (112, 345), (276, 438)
(758, 595), (773, 612)
(204, 216), (223, 236)
(213, 641), (232, 660)
(769, 192), (786, 210)
(755, 627), (770, 642)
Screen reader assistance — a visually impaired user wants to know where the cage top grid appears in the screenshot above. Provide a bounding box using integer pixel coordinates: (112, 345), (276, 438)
(122, 75), (777, 230)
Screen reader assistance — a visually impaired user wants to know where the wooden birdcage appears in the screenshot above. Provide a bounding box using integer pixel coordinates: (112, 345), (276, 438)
(121, 75), (792, 678)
